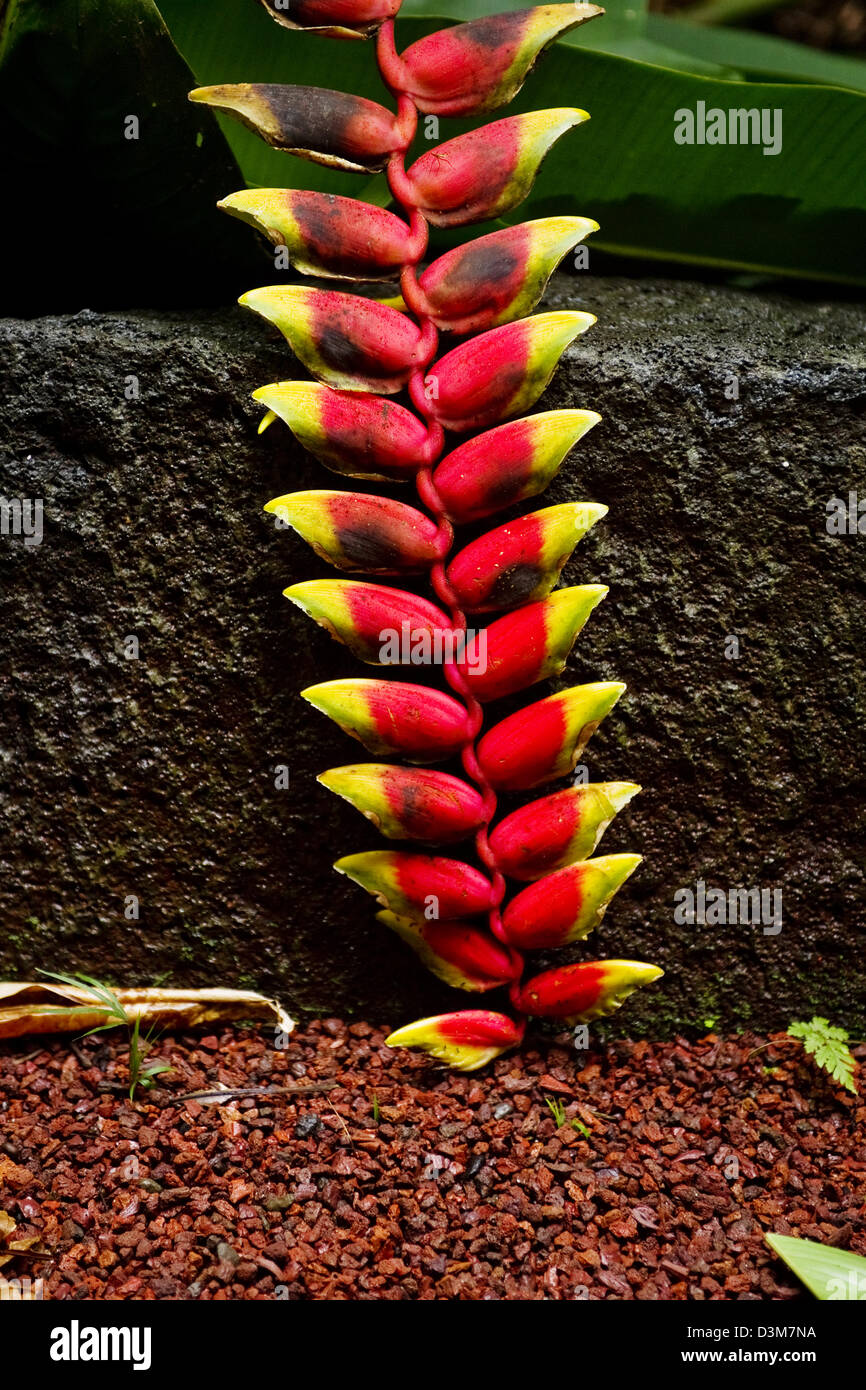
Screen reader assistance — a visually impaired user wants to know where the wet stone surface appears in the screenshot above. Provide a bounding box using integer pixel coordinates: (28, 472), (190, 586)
(0, 277), (864, 1029)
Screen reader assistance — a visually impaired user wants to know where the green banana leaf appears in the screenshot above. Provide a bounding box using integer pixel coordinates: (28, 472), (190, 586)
(0, 0), (259, 311)
(404, 0), (866, 92)
(404, 0), (740, 73)
(646, 14), (866, 94)
(766, 1234), (866, 1301)
(159, 0), (866, 286)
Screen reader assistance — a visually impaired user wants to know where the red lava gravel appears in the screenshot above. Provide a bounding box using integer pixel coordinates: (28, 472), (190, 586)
(1, 1020), (864, 1301)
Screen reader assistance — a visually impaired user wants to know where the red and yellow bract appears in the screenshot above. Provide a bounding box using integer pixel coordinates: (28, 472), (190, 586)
(197, 0), (662, 1072)
(319, 764), (486, 843)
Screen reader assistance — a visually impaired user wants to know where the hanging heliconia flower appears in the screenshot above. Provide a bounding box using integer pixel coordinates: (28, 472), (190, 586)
(195, 0), (662, 1071)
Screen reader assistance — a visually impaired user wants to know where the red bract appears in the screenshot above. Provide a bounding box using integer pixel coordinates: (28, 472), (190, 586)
(414, 218), (597, 334)
(284, 578), (454, 665)
(477, 683), (626, 791)
(395, 109), (588, 226)
(385, 1010), (525, 1070)
(190, 84), (413, 172)
(302, 679), (474, 761)
(500, 854), (643, 948)
(432, 411), (600, 522)
(463, 588), (607, 703)
(319, 765), (486, 842)
(264, 491), (448, 573)
(513, 960), (664, 1023)
(240, 286), (436, 393)
(420, 312), (594, 432)
(377, 912), (521, 992)
(446, 503), (607, 611)
(488, 783), (641, 880)
(335, 850), (495, 920)
(381, 6), (601, 116)
(210, 1), (662, 1071)
(254, 383), (439, 480)
(220, 190), (426, 281)
(260, 0), (402, 41)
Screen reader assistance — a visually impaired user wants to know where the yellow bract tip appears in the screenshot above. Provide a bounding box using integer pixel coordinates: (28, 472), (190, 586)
(603, 782), (642, 813)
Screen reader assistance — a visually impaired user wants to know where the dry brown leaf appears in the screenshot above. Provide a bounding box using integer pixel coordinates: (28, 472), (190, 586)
(0, 983), (293, 1040)
(0, 1237), (40, 1270)
(0, 1209), (41, 1272)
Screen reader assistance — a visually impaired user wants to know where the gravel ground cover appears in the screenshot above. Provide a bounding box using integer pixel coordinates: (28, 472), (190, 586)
(1, 1020), (863, 1301)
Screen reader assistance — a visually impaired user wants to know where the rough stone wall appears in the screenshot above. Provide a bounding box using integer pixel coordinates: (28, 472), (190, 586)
(1, 276), (864, 1032)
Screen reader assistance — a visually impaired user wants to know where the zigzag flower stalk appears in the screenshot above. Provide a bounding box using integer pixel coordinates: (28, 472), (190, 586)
(191, 0), (663, 1071)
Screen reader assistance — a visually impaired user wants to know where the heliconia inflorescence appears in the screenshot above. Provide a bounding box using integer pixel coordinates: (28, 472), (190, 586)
(194, 0), (662, 1072)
